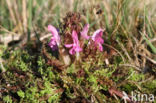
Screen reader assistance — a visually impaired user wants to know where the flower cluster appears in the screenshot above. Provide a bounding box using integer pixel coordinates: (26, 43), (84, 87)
(48, 24), (104, 55)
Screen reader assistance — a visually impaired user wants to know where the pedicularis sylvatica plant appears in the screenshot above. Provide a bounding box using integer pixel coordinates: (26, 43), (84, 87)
(48, 24), (104, 65)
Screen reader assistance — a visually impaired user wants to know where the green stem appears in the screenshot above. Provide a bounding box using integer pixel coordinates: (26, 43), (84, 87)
(28, 0), (32, 41)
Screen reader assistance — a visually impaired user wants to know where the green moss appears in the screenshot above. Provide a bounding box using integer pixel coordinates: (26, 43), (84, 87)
(66, 64), (76, 74)
(65, 88), (76, 99)
(93, 66), (116, 78)
(37, 56), (45, 75)
(87, 74), (99, 92)
(142, 79), (156, 94)
(17, 90), (25, 98)
(24, 86), (39, 102)
(5, 50), (31, 72)
(121, 83), (137, 93)
(75, 77), (84, 84)
(3, 95), (12, 103)
(128, 69), (145, 82)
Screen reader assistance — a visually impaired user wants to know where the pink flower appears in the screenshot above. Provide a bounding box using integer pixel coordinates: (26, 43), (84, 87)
(48, 25), (60, 50)
(65, 30), (82, 55)
(81, 24), (90, 40)
(91, 29), (104, 51)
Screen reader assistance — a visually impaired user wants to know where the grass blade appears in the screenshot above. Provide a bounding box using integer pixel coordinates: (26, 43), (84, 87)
(28, 0), (32, 41)
(141, 32), (156, 54)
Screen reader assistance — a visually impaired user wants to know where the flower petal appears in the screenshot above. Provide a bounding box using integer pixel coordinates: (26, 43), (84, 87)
(72, 30), (79, 44)
(49, 38), (56, 46)
(98, 43), (103, 51)
(91, 29), (104, 52)
(92, 29), (103, 41)
(48, 41), (58, 51)
(81, 24), (90, 40)
(75, 47), (82, 52)
(48, 25), (58, 36)
(48, 25), (60, 45)
(69, 48), (75, 55)
(95, 36), (104, 44)
(65, 44), (73, 48)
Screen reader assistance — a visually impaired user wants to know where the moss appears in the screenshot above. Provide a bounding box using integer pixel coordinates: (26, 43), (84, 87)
(128, 69), (145, 82)
(66, 64), (76, 74)
(120, 83), (137, 93)
(142, 80), (156, 94)
(3, 95), (13, 103)
(17, 90), (25, 99)
(2, 46), (154, 102)
(24, 86), (39, 103)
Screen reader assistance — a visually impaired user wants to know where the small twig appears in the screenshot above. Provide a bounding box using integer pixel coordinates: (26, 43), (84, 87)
(40, 33), (51, 41)
(0, 58), (5, 72)
(119, 64), (141, 71)
(150, 38), (156, 43)
(22, 0), (27, 33)
(128, 81), (142, 91)
(139, 76), (154, 84)
(103, 43), (125, 63)
(5, 0), (17, 25)
(125, 70), (135, 80)
(13, 0), (23, 33)
(117, 40), (133, 63)
(109, 87), (133, 103)
(0, 25), (19, 35)
(132, 37), (141, 67)
(137, 52), (156, 64)
(113, 94), (120, 102)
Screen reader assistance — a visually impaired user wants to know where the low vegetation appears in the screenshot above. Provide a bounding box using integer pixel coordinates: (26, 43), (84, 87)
(0, 0), (156, 102)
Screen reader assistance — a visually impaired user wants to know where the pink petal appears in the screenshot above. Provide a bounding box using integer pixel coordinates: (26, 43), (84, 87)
(75, 47), (82, 52)
(95, 36), (104, 44)
(98, 43), (103, 51)
(81, 24), (90, 40)
(49, 40), (56, 45)
(65, 44), (73, 48)
(72, 31), (82, 52)
(72, 30), (79, 44)
(48, 39), (58, 51)
(69, 48), (75, 55)
(48, 25), (58, 36)
(49, 38), (56, 46)
(91, 29), (104, 52)
(92, 29), (103, 41)
(48, 25), (60, 45)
